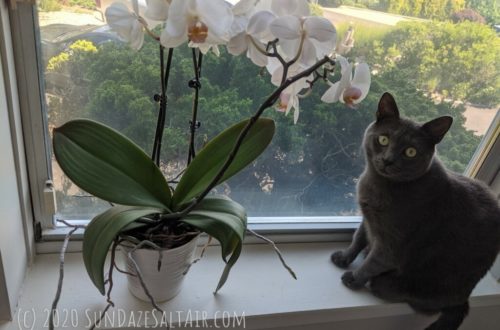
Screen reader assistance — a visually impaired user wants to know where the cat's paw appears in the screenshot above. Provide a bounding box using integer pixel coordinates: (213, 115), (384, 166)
(331, 251), (352, 268)
(341, 271), (366, 290)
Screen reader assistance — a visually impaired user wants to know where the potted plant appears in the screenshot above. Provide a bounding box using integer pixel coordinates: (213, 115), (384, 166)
(51, 0), (370, 318)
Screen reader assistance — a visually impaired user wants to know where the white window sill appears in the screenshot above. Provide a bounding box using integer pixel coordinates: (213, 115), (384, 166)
(2, 242), (500, 330)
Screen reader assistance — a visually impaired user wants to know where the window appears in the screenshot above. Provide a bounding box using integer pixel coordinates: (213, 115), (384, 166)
(17, 1), (500, 231)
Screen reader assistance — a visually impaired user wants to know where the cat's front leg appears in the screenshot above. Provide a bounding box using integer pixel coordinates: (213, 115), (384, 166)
(342, 243), (395, 290)
(331, 221), (368, 268)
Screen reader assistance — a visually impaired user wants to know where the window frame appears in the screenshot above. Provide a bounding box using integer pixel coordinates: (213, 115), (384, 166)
(10, 4), (500, 247)
(8, 3), (54, 231)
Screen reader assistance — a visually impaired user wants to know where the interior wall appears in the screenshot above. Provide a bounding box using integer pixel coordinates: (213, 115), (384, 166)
(0, 40), (28, 323)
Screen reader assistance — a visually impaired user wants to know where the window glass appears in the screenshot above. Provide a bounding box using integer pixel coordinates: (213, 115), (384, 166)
(36, 1), (499, 221)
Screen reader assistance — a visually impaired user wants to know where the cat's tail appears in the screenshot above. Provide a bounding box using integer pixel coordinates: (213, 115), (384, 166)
(424, 302), (469, 330)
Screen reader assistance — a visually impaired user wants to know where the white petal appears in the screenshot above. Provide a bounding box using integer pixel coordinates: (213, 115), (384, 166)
(292, 0), (310, 17)
(351, 63), (371, 104)
(293, 99), (300, 124)
(166, 0), (189, 37)
(299, 38), (316, 66)
(271, 0), (296, 16)
(227, 32), (248, 55)
(247, 41), (268, 66)
(311, 39), (335, 59)
(321, 81), (341, 103)
(304, 16), (336, 42)
(266, 57), (281, 81)
(278, 38), (300, 60)
(144, 0), (170, 21)
(269, 64), (283, 86)
(197, 0), (233, 39)
(254, 0), (271, 12)
(269, 15), (301, 40)
(351, 62), (370, 86)
(105, 3), (136, 39)
(337, 55), (351, 77)
(160, 28), (187, 48)
(211, 45), (220, 56)
(132, 0), (139, 14)
(194, 42), (213, 54)
(129, 21), (145, 50)
(247, 11), (276, 39)
(229, 15), (249, 37)
(232, 0), (258, 16)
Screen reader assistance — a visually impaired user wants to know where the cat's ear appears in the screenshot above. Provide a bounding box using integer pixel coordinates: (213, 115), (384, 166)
(421, 116), (453, 144)
(376, 92), (400, 121)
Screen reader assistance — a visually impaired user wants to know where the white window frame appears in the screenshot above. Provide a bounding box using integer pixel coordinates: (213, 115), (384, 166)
(8, 3), (500, 248)
(8, 3), (53, 233)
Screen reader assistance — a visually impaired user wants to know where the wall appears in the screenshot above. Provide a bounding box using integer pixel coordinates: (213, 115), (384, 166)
(0, 51), (28, 321)
(0, 1), (33, 320)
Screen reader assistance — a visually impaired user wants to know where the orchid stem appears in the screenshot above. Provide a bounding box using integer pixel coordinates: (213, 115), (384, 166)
(175, 56), (335, 218)
(187, 48), (203, 165)
(152, 46), (174, 166)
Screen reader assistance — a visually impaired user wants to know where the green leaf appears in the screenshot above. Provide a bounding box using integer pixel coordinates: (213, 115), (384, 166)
(83, 205), (164, 295)
(53, 119), (171, 209)
(172, 118), (275, 208)
(180, 195), (247, 292)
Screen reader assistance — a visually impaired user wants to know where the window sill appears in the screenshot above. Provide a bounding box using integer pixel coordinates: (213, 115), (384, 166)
(2, 242), (500, 330)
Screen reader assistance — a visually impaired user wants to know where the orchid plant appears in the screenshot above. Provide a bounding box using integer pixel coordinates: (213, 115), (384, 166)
(52, 0), (371, 303)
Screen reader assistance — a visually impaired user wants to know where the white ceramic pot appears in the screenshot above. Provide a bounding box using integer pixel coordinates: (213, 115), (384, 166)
(121, 235), (199, 302)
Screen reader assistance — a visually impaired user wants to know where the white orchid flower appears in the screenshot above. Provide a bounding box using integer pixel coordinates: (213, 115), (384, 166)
(227, 10), (276, 66)
(160, 0), (233, 50)
(269, 15), (336, 66)
(267, 58), (311, 123)
(276, 87), (301, 123)
(321, 55), (371, 108)
(105, 2), (145, 50)
(144, 0), (170, 22)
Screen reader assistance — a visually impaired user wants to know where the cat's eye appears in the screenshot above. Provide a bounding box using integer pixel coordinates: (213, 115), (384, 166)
(378, 135), (390, 146)
(405, 147), (417, 158)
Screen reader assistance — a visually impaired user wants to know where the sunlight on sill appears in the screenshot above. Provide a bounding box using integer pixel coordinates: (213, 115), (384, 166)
(2, 242), (500, 330)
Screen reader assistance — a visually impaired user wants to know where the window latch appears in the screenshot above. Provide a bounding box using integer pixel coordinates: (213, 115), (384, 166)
(43, 180), (57, 216)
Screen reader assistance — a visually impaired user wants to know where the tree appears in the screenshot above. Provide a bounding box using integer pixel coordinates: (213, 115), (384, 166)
(367, 21), (500, 107)
(465, 0), (500, 24)
(452, 8), (487, 24)
(46, 27), (482, 217)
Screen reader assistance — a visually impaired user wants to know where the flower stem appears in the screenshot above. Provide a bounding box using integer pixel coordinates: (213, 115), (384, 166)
(187, 48), (203, 165)
(177, 56), (335, 217)
(152, 46), (174, 165)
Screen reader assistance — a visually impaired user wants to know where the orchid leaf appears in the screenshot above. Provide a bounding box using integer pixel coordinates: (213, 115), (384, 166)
(83, 205), (164, 294)
(53, 119), (171, 209)
(172, 118), (275, 208)
(180, 195), (246, 292)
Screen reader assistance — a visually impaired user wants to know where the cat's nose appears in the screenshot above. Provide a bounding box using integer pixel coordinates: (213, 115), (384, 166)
(382, 158), (394, 166)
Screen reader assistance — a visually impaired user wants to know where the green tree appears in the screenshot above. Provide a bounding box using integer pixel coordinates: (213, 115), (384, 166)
(466, 0), (500, 24)
(47, 28), (482, 217)
(367, 21), (500, 106)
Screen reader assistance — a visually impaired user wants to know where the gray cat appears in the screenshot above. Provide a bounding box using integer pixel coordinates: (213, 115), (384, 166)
(331, 92), (500, 330)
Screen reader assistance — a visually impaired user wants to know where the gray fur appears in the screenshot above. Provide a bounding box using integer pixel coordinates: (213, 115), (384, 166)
(331, 92), (500, 330)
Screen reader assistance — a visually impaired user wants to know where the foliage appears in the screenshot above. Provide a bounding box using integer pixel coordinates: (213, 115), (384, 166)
(48, 20), (484, 219)
(452, 8), (486, 24)
(39, 0), (62, 12)
(319, 0), (498, 22)
(366, 21), (500, 106)
(68, 0), (96, 10)
(54, 118), (275, 293)
(310, 2), (325, 16)
(465, 0), (500, 24)
(381, 0), (465, 19)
